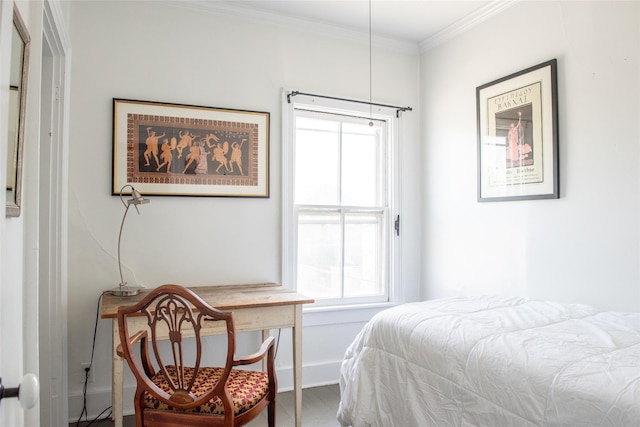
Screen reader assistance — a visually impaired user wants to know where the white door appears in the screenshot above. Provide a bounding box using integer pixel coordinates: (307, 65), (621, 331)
(0, 0), (27, 424)
(1, 1), (68, 424)
(0, 247), (26, 424)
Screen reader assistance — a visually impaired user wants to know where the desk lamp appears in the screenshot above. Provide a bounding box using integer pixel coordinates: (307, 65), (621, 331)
(108, 184), (150, 296)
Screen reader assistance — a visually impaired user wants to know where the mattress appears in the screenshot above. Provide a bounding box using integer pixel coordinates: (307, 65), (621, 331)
(337, 296), (640, 426)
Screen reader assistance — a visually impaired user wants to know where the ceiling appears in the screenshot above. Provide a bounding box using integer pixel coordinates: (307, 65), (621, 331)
(208, 0), (512, 46)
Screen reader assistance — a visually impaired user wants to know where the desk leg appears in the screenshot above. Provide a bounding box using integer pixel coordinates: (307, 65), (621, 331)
(293, 305), (303, 427)
(262, 329), (270, 372)
(112, 321), (124, 427)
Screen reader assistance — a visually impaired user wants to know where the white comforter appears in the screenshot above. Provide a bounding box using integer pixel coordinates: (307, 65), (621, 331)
(338, 296), (640, 427)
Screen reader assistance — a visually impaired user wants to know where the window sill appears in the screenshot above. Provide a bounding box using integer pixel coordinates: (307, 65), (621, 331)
(302, 301), (402, 327)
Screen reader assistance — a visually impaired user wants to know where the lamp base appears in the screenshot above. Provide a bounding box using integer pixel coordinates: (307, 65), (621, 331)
(107, 285), (142, 297)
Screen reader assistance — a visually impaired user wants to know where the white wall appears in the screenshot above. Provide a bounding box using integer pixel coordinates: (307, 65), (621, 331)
(421, 1), (640, 311)
(66, 1), (421, 419)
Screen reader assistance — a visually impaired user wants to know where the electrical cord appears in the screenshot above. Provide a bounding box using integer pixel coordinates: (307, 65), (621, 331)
(81, 407), (112, 427)
(274, 328), (281, 359)
(75, 292), (112, 426)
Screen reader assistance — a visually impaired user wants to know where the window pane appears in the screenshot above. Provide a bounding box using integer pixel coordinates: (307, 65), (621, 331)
(344, 213), (385, 297)
(295, 117), (339, 205)
(288, 104), (393, 307)
(342, 123), (381, 206)
(297, 211), (341, 299)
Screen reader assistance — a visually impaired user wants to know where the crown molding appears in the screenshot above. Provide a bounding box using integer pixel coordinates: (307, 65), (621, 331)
(159, 0), (419, 55)
(159, 0), (517, 56)
(419, 0), (518, 53)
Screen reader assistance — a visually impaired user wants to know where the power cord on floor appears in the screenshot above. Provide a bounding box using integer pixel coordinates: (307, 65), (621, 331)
(75, 291), (112, 426)
(77, 407), (112, 427)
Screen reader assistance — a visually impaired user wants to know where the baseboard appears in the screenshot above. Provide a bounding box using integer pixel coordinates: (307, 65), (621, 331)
(277, 359), (342, 391)
(67, 360), (342, 422)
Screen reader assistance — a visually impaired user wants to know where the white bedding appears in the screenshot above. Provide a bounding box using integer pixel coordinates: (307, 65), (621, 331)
(337, 296), (640, 427)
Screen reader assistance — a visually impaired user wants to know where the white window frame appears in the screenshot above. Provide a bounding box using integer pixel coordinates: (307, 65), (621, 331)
(282, 90), (403, 310)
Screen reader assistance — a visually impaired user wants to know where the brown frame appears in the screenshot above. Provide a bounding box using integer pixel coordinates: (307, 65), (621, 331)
(112, 98), (270, 198)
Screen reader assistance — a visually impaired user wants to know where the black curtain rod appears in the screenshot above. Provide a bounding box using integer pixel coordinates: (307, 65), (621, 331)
(287, 91), (412, 118)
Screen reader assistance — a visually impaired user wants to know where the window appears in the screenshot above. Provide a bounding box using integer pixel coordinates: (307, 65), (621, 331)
(283, 92), (400, 307)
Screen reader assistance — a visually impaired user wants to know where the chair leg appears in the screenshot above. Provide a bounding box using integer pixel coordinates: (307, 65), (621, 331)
(267, 398), (276, 427)
(134, 392), (145, 427)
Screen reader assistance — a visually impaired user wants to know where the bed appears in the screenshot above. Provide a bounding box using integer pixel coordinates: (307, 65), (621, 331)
(337, 296), (640, 426)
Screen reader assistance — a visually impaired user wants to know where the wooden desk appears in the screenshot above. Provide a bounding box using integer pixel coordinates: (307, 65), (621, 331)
(101, 283), (314, 427)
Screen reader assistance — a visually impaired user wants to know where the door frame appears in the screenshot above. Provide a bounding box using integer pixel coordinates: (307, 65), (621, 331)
(24, 1), (70, 425)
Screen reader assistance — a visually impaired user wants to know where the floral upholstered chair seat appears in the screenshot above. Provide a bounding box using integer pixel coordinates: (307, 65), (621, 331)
(145, 366), (270, 416)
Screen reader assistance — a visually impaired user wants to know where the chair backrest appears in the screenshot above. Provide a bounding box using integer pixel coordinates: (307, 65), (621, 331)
(117, 284), (235, 411)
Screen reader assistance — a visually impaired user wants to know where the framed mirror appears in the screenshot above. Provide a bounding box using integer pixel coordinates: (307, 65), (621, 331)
(6, 5), (30, 217)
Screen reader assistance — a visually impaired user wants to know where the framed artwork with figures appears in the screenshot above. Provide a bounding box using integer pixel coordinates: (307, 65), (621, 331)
(112, 98), (270, 198)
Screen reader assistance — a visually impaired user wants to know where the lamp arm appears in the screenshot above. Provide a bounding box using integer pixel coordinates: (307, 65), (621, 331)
(117, 203), (132, 288)
(119, 184), (134, 208)
(110, 184), (148, 296)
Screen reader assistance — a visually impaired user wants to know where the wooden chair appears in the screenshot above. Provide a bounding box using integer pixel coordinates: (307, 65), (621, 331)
(116, 284), (277, 427)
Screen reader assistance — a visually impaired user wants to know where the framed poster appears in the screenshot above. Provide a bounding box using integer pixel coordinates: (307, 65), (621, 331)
(113, 98), (270, 198)
(476, 59), (558, 202)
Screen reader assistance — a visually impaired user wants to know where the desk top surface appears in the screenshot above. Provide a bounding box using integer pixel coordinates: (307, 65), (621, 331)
(100, 283), (314, 318)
